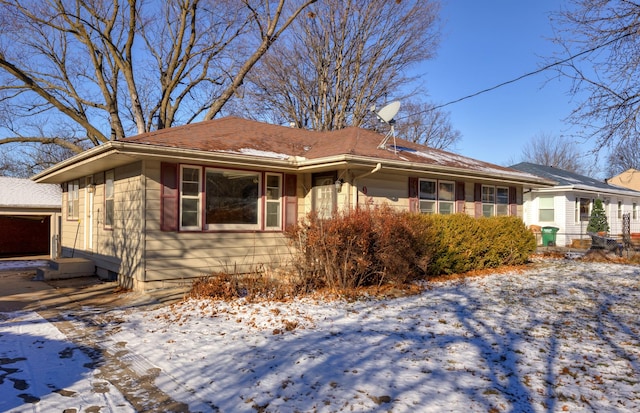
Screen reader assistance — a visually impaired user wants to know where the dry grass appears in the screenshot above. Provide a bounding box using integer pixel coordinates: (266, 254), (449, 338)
(188, 263), (536, 303)
(188, 247), (640, 304)
(189, 270), (318, 303)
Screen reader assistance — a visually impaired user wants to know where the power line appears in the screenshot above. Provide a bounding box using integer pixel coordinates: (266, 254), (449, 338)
(403, 31), (633, 119)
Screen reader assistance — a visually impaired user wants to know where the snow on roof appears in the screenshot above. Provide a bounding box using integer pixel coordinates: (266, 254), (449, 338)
(224, 148), (292, 160)
(0, 177), (62, 208)
(404, 147), (542, 180)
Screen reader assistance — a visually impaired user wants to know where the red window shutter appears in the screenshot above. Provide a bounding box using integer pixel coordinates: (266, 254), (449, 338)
(474, 183), (482, 218)
(455, 181), (465, 213)
(509, 186), (518, 216)
(284, 174), (298, 229)
(161, 163), (179, 231)
(408, 177), (419, 212)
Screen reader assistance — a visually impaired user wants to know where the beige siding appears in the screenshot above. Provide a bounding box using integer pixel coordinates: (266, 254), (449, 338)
(60, 162), (144, 286)
(356, 175), (409, 211)
(60, 160), (527, 291)
(140, 161), (293, 290)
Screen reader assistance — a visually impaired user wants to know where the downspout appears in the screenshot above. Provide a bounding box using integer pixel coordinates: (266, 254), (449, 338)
(352, 163), (382, 209)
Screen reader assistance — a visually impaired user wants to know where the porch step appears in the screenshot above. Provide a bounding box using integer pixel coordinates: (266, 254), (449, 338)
(36, 258), (96, 280)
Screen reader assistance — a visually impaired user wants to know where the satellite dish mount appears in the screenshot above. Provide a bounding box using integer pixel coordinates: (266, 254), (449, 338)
(371, 101), (401, 152)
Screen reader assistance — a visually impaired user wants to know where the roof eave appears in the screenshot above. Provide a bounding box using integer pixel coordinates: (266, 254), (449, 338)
(32, 142), (301, 183)
(32, 142), (557, 188)
(298, 155), (556, 187)
(532, 184), (640, 197)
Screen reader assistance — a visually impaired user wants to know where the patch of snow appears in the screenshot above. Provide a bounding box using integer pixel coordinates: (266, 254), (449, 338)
(408, 149), (542, 181)
(0, 312), (133, 412)
(218, 148), (291, 159)
(0, 260), (49, 271)
(2, 260), (640, 412)
(0, 177), (61, 208)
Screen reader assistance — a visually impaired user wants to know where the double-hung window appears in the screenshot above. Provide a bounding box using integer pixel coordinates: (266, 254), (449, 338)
(419, 180), (436, 214)
(419, 179), (455, 214)
(438, 181), (455, 214)
(67, 180), (79, 220)
(180, 166), (202, 230)
(481, 186), (495, 217)
(105, 170), (115, 228)
(496, 187), (509, 216)
(634, 202), (638, 220)
(538, 195), (554, 222)
(265, 174), (282, 228)
(617, 201), (623, 219)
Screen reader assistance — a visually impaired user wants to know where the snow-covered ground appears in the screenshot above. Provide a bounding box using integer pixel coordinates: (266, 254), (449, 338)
(0, 259), (48, 271)
(1, 259), (639, 412)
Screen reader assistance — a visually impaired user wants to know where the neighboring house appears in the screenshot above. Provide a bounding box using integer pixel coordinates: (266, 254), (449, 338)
(608, 168), (640, 191)
(511, 162), (640, 247)
(33, 117), (553, 291)
(0, 177), (62, 258)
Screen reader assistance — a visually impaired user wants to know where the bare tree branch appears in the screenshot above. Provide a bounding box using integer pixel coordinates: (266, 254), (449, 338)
(0, 0), (316, 165)
(0, 136), (85, 153)
(551, 0), (640, 151)
(237, 0), (440, 131)
(203, 0), (318, 120)
(519, 132), (591, 174)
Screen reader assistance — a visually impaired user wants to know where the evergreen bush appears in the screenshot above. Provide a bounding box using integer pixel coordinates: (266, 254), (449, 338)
(418, 214), (536, 276)
(586, 198), (609, 234)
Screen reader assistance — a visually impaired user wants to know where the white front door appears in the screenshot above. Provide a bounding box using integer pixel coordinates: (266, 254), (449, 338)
(312, 176), (336, 219)
(84, 176), (94, 251)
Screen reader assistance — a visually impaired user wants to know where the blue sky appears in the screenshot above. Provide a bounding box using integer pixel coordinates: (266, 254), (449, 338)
(413, 1), (595, 168)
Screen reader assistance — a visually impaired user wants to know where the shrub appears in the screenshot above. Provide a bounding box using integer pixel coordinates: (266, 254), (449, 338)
(420, 214), (536, 275)
(195, 210), (538, 300)
(286, 206), (437, 290)
(587, 198), (609, 233)
(190, 269), (313, 302)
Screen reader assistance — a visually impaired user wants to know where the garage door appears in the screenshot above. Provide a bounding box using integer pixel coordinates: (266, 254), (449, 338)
(0, 215), (50, 258)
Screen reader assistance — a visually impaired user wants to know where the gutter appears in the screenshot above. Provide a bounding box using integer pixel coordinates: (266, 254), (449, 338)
(533, 184), (640, 198)
(32, 141), (556, 189)
(352, 163), (382, 208)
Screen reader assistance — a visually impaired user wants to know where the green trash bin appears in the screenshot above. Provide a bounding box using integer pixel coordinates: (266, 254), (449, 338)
(541, 226), (559, 246)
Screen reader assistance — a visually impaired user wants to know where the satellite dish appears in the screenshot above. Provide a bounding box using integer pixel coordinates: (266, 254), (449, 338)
(375, 101), (400, 124)
(373, 101), (401, 151)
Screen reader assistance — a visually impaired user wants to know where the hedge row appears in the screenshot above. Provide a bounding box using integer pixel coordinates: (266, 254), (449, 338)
(286, 207), (536, 289)
(423, 213), (537, 275)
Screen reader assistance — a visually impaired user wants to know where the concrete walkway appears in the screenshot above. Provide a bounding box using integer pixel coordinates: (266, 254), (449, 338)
(0, 257), (185, 313)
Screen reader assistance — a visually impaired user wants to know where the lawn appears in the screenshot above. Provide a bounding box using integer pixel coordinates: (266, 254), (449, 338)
(1, 258), (639, 412)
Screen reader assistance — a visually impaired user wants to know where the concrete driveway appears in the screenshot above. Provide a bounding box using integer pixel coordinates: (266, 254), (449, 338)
(0, 257), (182, 313)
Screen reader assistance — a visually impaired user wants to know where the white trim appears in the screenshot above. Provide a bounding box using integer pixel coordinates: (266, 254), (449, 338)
(179, 165), (203, 231)
(203, 167), (261, 231)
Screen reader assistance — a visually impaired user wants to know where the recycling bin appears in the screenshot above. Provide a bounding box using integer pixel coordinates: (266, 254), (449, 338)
(541, 226), (559, 246)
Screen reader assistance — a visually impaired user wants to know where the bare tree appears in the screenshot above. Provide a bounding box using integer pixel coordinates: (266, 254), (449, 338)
(606, 140), (640, 177)
(394, 101), (461, 151)
(519, 132), (591, 174)
(0, 141), (81, 177)
(238, 0), (441, 131)
(551, 0), (640, 152)
(0, 0), (316, 158)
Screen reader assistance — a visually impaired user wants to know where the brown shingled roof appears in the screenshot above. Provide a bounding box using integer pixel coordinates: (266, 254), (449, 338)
(122, 116), (519, 174)
(34, 116), (552, 185)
